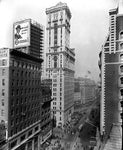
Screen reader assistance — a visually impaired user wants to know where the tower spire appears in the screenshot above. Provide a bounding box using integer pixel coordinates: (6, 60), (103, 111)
(118, 0), (123, 14)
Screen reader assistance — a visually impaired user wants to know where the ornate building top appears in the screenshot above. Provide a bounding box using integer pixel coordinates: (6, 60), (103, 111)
(46, 2), (71, 19)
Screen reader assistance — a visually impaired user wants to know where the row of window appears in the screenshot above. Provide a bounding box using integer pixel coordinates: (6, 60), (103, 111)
(11, 112), (40, 126)
(11, 69), (41, 78)
(11, 96), (40, 106)
(10, 59), (40, 71)
(11, 88), (41, 96)
(48, 11), (63, 22)
(11, 79), (40, 87)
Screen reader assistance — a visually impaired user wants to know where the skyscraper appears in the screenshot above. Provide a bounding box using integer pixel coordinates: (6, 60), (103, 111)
(45, 2), (75, 127)
(100, 0), (122, 148)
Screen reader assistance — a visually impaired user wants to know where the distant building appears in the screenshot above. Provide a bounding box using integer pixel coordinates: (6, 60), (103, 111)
(74, 78), (81, 104)
(99, 1), (122, 149)
(45, 2), (75, 128)
(74, 77), (96, 104)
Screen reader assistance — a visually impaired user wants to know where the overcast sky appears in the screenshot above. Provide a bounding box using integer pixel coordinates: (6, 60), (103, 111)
(0, 0), (118, 81)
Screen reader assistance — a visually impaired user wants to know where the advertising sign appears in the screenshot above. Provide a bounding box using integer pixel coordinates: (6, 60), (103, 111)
(13, 20), (30, 48)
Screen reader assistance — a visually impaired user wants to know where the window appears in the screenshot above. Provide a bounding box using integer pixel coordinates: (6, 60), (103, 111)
(2, 79), (5, 86)
(54, 56), (57, 68)
(53, 93), (56, 96)
(53, 84), (57, 87)
(54, 13), (58, 20)
(48, 14), (51, 22)
(20, 134), (26, 142)
(2, 89), (5, 96)
(120, 65), (123, 74)
(2, 59), (7, 66)
(120, 77), (123, 85)
(10, 140), (17, 149)
(11, 89), (14, 96)
(53, 88), (57, 91)
(2, 69), (5, 76)
(120, 54), (123, 61)
(120, 89), (123, 97)
(60, 11), (63, 19)
(120, 43), (123, 49)
(54, 23), (57, 46)
(120, 31), (123, 39)
(1, 99), (4, 106)
(1, 109), (4, 116)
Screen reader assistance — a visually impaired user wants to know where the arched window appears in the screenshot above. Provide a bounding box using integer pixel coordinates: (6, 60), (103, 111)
(120, 65), (123, 73)
(120, 89), (123, 97)
(120, 54), (123, 61)
(120, 77), (123, 84)
(119, 31), (123, 39)
(120, 43), (123, 49)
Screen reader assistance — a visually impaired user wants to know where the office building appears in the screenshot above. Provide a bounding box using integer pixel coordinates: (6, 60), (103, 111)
(0, 19), (45, 150)
(99, 1), (122, 149)
(74, 77), (96, 104)
(0, 48), (43, 150)
(45, 2), (75, 127)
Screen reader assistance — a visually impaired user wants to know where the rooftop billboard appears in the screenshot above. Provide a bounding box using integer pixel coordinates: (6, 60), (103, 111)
(13, 19), (30, 48)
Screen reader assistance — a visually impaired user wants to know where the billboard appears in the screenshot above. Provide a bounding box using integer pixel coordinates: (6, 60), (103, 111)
(13, 20), (30, 48)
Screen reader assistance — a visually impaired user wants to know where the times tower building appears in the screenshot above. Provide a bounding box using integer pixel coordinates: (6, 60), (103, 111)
(46, 2), (75, 127)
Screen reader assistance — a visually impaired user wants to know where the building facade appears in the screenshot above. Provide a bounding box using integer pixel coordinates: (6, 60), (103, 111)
(45, 2), (75, 127)
(74, 78), (81, 104)
(0, 48), (43, 150)
(40, 79), (52, 145)
(74, 77), (96, 104)
(100, 1), (122, 148)
(0, 19), (45, 150)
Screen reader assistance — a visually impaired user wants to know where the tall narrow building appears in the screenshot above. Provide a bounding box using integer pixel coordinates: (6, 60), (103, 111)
(45, 2), (75, 127)
(100, 0), (122, 149)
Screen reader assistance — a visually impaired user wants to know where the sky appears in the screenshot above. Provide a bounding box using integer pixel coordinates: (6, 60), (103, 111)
(0, 0), (118, 81)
